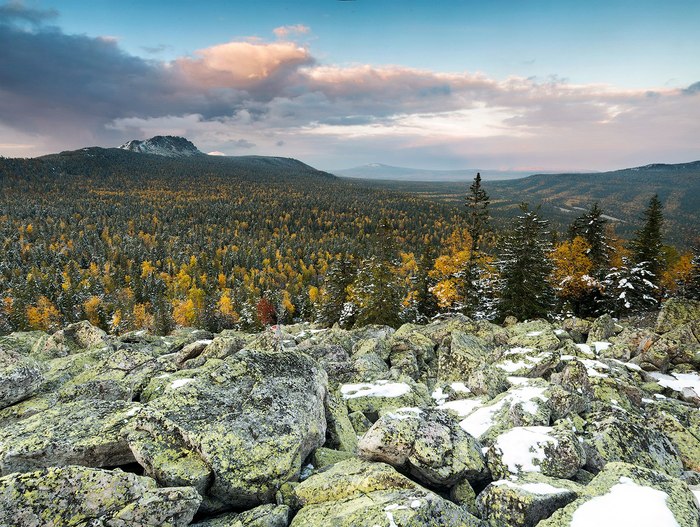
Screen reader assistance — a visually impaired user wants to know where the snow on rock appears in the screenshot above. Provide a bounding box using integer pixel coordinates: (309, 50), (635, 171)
(570, 477), (680, 527)
(492, 479), (570, 495)
(170, 378), (195, 389)
(650, 372), (700, 397)
(438, 398), (485, 418)
(492, 426), (558, 474)
(340, 381), (412, 399)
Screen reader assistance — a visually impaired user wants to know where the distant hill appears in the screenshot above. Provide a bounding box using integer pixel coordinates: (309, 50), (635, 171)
(119, 135), (204, 157)
(333, 163), (542, 181)
(360, 160), (700, 246)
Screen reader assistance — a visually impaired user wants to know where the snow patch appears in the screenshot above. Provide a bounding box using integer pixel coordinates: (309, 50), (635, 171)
(570, 477), (679, 527)
(650, 372), (700, 397)
(492, 479), (570, 495)
(171, 378), (194, 389)
(341, 381), (411, 399)
(439, 398), (484, 417)
(493, 426), (558, 474)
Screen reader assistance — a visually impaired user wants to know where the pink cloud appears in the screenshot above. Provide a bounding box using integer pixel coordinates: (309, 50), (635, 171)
(175, 41), (313, 89)
(273, 24), (310, 40)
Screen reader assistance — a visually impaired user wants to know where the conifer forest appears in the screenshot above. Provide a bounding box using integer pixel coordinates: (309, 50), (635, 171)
(0, 149), (698, 336)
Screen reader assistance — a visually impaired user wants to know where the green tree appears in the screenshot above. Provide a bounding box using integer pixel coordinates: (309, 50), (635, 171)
(497, 204), (555, 321)
(630, 195), (665, 279)
(465, 172), (490, 252)
(568, 202), (611, 272)
(318, 256), (355, 327)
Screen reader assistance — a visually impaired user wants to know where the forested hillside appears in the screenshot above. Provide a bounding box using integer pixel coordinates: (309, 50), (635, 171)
(0, 148), (459, 334)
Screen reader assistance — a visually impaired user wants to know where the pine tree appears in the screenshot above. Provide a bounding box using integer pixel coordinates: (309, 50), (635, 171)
(497, 204), (555, 321)
(568, 202), (611, 272)
(465, 172), (490, 252)
(630, 195), (665, 279)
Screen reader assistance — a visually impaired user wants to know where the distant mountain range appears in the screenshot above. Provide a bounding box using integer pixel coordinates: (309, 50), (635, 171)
(332, 163), (559, 181)
(119, 135), (204, 157)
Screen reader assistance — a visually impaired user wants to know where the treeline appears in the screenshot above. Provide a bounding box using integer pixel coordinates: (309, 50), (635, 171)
(0, 152), (698, 335)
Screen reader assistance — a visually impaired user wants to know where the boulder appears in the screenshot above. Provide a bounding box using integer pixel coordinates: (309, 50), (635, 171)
(389, 331), (436, 381)
(648, 320), (700, 368)
(656, 298), (700, 334)
(437, 331), (490, 382)
(477, 474), (583, 527)
(487, 426), (585, 479)
(560, 318), (592, 343)
(289, 458), (483, 527)
(358, 407), (488, 486)
(538, 462), (700, 527)
(494, 346), (560, 378)
(507, 320), (561, 352)
(0, 347), (43, 410)
(0, 399), (140, 475)
(36, 320), (110, 359)
(581, 408), (684, 476)
(0, 466), (200, 526)
(129, 349), (327, 509)
(340, 378), (430, 418)
(191, 505), (290, 527)
(586, 314), (618, 344)
(324, 390), (358, 452)
(0, 331), (48, 356)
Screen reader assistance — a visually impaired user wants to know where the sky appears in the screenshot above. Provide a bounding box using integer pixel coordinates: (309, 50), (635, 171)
(0, 0), (699, 171)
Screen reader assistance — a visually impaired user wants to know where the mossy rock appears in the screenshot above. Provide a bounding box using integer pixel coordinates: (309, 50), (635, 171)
(437, 330), (491, 383)
(656, 298), (700, 334)
(358, 407), (487, 487)
(130, 349), (327, 509)
(0, 331), (48, 357)
(507, 320), (561, 352)
(389, 331), (436, 382)
(0, 399), (140, 475)
(0, 347), (43, 410)
(538, 462), (700, 527)
(311, 447), (354, 469)
(0, 465), (201, 526)
(581, 408), (684, 477)
(586, 314), (618, 344)
(340, 378), (430, 416)
(324, 390), (358, 452)
(190, 504), (290, 527)
(476, 473), (583, 527)
(34, 320), (110, 360)
(289, 458), (483, 526)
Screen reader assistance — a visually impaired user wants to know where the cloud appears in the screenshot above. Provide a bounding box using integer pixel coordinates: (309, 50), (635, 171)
(0, 7), (698, 170)
(273, 24), (310, 40)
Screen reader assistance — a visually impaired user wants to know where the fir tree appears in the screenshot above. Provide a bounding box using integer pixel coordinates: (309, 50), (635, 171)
(630, 195), (665, 279)
(568, 202), (611, 272)
(465, 172), (490, 252)
(497, 204), (555, 321)
(412, 244), (439, 322)
(348, 256), (403, 328)
(601, 258), (659, 315)
(687, 250), (700, 300)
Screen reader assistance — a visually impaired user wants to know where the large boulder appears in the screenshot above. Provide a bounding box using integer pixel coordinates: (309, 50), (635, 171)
(340, 378), (430, 418)
(538, 462), (700, 527)
(0, 399), (139, 475)
(586, 314), (618, 344)
(358, 407), (488, 486)
(656, 298), (700, 334)
(648, 320), (700, 368)
(0, 466), (201, 526)
(288, 458), (483, 526)
(191, 505), (290, 527)
(477, 474), (583, 527)
(128, 349), (327, 510)
(437, 331), (490, 382)
(36, 320), (110, 360)
(487, 426), (585, 479)
(0, 347), (43, 410)
(581, 408), (684, 476)
(507, 320), (561, 352)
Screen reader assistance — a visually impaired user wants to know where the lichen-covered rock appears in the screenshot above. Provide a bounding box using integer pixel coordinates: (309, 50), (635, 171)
(560, 317), (592, 343)
(507, 320), (561, 352)
(340, 378), (430, 417)
(586, 314), (618, 344)
(0, 347), (43, 410)
(36, 320), (110, 360)
(487, 426), (585, 479)
(437, 331), (490, 382)
(289, 458), (483, 526)
(0, 465), (201, 526)
(358, 407), (487, 486)
(465, 363), (509, 398)
(0, 331), (48, 356)
(324, 390), (358, 452)
(538, 462), (700, 527)
(389, 331), (436, 381)
(647, 402), (700, 472)
(581, 408), (684, 476)
(476, 474), (583, 527)
(311, 447), (354, 468)
(648, 320), (700, 368)
(494, 346), (560, 378)
(603, 327), (658, 362)
(450, 379), (552, 445)
(129, 349), (327, 509)
(0, 399), (139, 475)
(450, 478), (478, 515)
(191, 505), (290, 527)
(656, 298), (700, 334)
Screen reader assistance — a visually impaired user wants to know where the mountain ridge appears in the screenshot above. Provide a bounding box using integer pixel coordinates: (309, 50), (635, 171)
(119, 135), (204, 157)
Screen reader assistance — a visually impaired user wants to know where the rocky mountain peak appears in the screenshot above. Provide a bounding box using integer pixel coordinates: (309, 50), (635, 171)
(118, 135), (203, 157)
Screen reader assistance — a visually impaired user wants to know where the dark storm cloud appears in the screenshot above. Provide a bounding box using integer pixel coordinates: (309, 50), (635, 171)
(0, 1), (57, 25)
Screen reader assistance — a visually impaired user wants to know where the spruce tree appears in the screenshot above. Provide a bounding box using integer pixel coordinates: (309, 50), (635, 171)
(497, 204), (555, 321)
(630, 195), (665, 279)
(568, 202), (611, 272)
(601, 258), (659, 315)
(465, 172), (490, 252)
(318, 256), (355, 327)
